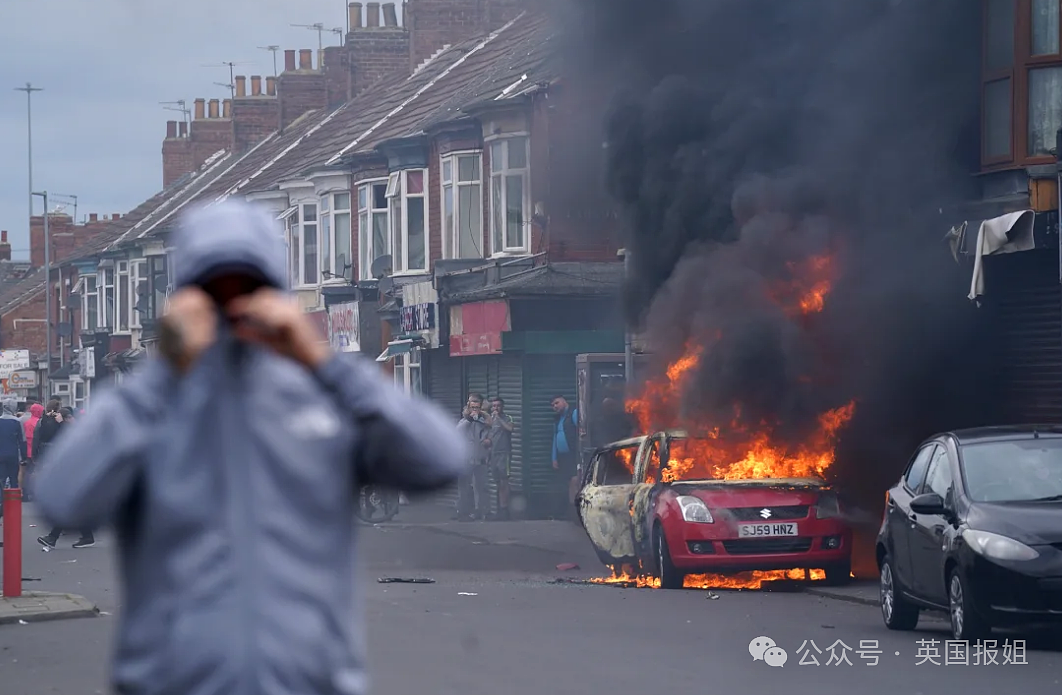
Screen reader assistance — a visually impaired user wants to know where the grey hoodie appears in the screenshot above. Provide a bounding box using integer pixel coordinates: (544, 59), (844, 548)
(33, 201), (470, 695)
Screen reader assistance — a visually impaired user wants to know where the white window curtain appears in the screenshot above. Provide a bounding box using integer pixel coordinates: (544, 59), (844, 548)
(1028, 66), (1062, 157)
(131, 260), (147, 329)
(442, 152), (483, 259)
(489, 136), (530, 254)
(357, 180), (390, 280)
(116, 261), (130, 331)
(388, 169), (428, 273)
(98, 267), (115, 330)
(82, 275), (98, 332)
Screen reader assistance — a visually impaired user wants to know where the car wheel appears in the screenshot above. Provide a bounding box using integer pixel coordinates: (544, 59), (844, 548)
(948, 569), (989, 641)
(880, 556), (919, 631)
(653, 525), (685, 590)
(823, 560), (852, 586)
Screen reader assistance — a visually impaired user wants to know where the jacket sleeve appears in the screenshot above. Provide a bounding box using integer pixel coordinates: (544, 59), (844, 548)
(314, 353), (470, 491)
(33, 361), (175, 529)
(17, 419), (26, 461)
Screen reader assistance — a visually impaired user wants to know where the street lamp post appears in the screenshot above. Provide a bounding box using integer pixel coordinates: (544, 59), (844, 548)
(14, 84), (43, 226)
(31, 192), (51, 389)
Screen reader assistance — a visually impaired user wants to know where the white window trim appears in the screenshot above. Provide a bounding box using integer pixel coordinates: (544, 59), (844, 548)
(487, 134), (531, 256)
(440, 150), (484, 260)
(131, 259), (147, 330)
(388, 168), (430, 275)
(287, 202), (321, 288)
(81, 275), (98, 333)
(393, 349), (422, 394)
(114, 260), (131, 334)
(97, 265), (115, 332)
(357, 178), (390, 281)
(319, 191), (353, 283)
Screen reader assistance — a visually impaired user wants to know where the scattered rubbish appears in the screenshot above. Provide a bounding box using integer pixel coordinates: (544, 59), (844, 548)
(61, 560), (77, 564)
(40, 545), (50, 553)
(706, 591), (720, 600)
(28, 524), (36, 528)
(457, 592), (478, 596)
(17, 620), (27, 625)
(821, 624), (835, 629)
(555, 563), (580, 571)
(377, 577), (435, 584)
(99, 611), (113, 616)
(21, 577), (40, 582)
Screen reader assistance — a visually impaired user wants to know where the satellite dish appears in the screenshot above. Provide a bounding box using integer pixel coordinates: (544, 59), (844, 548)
(370, 254), (392, 280)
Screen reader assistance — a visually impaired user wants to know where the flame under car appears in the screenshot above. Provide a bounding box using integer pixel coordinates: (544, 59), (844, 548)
(575, 430), (853, 588)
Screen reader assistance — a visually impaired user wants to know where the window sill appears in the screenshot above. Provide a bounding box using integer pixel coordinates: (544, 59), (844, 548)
(489, 251), (531, 259)
(390, 270), (431, 278)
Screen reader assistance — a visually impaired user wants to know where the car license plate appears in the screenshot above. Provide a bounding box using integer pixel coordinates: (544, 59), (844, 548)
(738, 523), (798, 538)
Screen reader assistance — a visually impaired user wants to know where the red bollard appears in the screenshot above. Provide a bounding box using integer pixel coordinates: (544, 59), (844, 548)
(2, 487), (22, 598)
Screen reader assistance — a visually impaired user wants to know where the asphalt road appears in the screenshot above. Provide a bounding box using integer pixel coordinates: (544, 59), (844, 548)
(1, 504), (1060, 695)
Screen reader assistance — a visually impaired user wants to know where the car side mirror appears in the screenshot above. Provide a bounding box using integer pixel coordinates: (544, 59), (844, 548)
(910, 493), (947, 516)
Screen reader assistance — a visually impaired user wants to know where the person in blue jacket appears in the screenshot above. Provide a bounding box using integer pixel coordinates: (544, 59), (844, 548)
(550, 394), (579, 519)
(0, 402), (26, 538)
(33, 200), (470, 695)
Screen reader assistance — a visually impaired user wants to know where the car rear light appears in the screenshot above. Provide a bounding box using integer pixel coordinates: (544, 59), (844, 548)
(814, 492), (841, 519)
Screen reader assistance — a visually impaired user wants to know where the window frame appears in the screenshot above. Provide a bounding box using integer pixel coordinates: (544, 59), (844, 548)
(393, 348), (423, 394)
(82, 274), (98, 332)
(146, 254), (168, 321)
(115, 260), (130, 333)
(441, 151), (485, 260)
(982, 0), (1062, 168)
(131, 259), (147, 329)
(388, 169), (429, 274)
(356, 179), (390, 281)
(97, 266), (115, 331)
(487, 135), (531, 256)
(320, 191), (353, 282)
(292, 202), (320, 287)
(903, 443), (939, 494)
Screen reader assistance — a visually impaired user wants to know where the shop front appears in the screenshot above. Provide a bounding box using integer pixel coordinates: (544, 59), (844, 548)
(377, 281), (439, 397)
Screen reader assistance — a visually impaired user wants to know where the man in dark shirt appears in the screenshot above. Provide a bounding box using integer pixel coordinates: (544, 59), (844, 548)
(488, 397), (515, 520)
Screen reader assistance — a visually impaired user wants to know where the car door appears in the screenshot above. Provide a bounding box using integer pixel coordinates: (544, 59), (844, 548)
(575, 441), (643, 561)
(887, 443), (937, 591)
(908, 442), (955, 605)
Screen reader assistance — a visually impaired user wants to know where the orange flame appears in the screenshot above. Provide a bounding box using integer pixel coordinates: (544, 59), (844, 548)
(591, 567), (829, 590)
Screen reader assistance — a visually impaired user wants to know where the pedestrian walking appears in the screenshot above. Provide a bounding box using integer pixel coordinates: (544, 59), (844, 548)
(550, 394), (580, 520)
(33, 200), (468, 695)
(35, 400), (95, 549)
(488, 397), (515, 520)
(20, 402), (43, 497)
(0, 402), (26, 538)
(455, 393), (492, 520)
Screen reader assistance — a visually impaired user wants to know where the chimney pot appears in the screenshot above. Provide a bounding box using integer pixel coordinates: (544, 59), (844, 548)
(284, 49), (297, 72)
(382, 2), (398, 27)
(299, 48), (313, 70)
(349, 2), (363, 29)
(112, 214), (121, 221)
(366, 2), (380, 27)
(1, 231), (7, 243)
(179, 120), (188, 137)
(208, 99), (220, 119)
(222, 99), (232, 118)
(166, 120), (178, 138)
(89, 214), (98, 223)
(266, 76), (277, 96)
(235, 75), (247, 97)
(194, 98), (206, 120)
(250, 75), (263, 96)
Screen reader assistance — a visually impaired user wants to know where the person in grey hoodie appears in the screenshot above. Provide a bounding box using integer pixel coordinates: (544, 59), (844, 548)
(32, 200), (469, 695)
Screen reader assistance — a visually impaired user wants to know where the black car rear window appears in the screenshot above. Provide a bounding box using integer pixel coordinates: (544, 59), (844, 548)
(960, 439), (1062, 502)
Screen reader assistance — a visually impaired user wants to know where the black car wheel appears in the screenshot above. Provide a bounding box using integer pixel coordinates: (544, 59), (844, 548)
(823, 560), (852, 586)
(880, 555), (919, 631)
(949, 570), (989, 641)
(653, 525), (685, 590)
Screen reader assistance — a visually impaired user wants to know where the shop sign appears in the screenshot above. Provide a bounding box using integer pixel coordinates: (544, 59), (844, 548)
(79, 347), (96, 379)
(8, 370), (37, 389)
(400, 303), (435, 333)
(328, 301), (361, 352)
(0, 350), (30, 379)
(450, 332), (503, 356)
(449, 300), (510, 357)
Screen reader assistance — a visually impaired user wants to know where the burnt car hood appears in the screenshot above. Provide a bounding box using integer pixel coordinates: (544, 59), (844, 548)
(669, 477), (825, 508)
(967, 502), (1062, 546)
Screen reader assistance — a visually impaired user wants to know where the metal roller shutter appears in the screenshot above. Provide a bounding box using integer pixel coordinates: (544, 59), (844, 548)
(497, 355), (523, 497)
(425, 349), (465, 510)
(983, 250), (1062, 423)
(521, 354), (578, 517)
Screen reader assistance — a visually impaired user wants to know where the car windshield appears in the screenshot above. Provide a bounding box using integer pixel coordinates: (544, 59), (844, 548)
(662, 437), (722, 482)
(960, 438), (1062, 503)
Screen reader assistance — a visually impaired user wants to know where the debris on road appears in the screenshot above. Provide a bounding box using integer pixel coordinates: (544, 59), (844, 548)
(457, 592), (478, 596)
(706, 591), (720, 600)
(555, 562), (580, 571)
(377, 577), (435, 584)
(18, 620), (27, 625)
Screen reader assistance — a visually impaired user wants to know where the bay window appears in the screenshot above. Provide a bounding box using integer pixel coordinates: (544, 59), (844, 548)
(393, 350), (422, 394)
(357, 180), (390, 280)
(116, 261), (130, 332)
(388, 169), (428, 273)
(147, 254), (168, 320)
(82, 275), (98, 332)
(442, 152), (484, 259)
(321, 192), (353, 282)
(132, 260), (147, 328)
(98, 267), (114, 330)
(982, 0), (1062, 166)
(488, 136), (529, 254)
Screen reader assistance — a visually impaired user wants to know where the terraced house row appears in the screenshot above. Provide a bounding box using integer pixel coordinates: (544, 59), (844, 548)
(0, 1), (625, 516)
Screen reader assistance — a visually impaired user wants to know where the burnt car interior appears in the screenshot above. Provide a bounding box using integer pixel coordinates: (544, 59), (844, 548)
(598, 446), (637, 486)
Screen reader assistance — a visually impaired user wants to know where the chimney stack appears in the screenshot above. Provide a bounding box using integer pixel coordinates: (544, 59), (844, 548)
(222, 99), (232, 118)
(89, 213), (98, 223)
(318, 49), (326, 69)
(194, 98), (206, 120)
(366, 2), (380, 27)
(112, 214), (121, 221)
(0, 231), (9, 262)
(284, 49), (297, 72)
(179, 120), (188, 137)
(266, 76), (277, 96)
(235, 75), (247, 97)
(349, 2), (363, 29)
(166, 120), (178, 138)
(251, 75), (262, 96)
(208, 99), (220, 119)
(382, 2), (397, 27)
(299, 49), (313, 70)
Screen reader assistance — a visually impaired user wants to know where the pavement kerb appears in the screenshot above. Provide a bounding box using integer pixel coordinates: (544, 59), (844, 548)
(0, 591), (99, 626)
(805, 585), (879, 607)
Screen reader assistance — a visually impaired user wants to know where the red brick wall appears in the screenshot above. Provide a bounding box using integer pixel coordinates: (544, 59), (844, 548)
(278, 60), (328, 131)
(2, 291), (47, 355)
(348, 28), (412, 92)
(428, 139), (443, 265)
(189, 117), (232, 167)
(232, 95), (279, 153)
(162, 132), (194, 188)
(30, 216), (117, 269)
(407, 0), (508, 68)
(323, 45), (353, 107)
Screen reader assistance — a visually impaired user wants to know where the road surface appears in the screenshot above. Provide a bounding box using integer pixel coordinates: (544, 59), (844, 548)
(1, 503), (1059, 695)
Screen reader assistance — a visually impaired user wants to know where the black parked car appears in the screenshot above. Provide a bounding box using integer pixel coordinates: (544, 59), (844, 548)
(876, 426), (1062, 640)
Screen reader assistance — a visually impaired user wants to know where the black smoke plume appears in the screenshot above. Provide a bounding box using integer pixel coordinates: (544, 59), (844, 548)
(559, 0), (996, 519)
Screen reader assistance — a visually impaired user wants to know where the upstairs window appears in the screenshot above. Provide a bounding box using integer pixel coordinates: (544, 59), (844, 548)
(321, 192), (353, 282)
(357, 180), (390, 280)
(116, 262), (130, 332)
(147, 254), (168, 320)
(489, 136), (529, 254)
(82, 275), (98, 332)
(97, 267), (114, 330)
(982, 0), (1062, 166)
(442, 152), (484, 259)
(131, 260), (147, 329)
(388, 169), (428, 273)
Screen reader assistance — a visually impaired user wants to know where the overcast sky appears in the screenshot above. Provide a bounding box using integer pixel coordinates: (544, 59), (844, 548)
(0, 0), (363, 262)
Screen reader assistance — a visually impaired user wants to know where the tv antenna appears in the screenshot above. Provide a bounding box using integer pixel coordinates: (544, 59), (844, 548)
(291, 23), (337, 52)
(159, 99), (191, 128)
(214, 81), (235, 98)
(201, 61), (254, 98)
(257, 45), (281, 78)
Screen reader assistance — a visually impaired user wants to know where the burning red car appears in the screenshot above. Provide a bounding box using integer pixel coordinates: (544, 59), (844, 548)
(576, 430), (854, 588)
